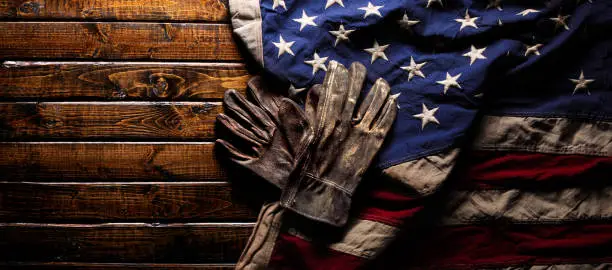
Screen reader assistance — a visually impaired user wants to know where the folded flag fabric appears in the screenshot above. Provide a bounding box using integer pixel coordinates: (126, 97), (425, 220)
(229, 0), (612, 268)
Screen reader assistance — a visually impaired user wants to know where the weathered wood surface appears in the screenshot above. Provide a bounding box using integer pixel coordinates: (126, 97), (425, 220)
(0, 142), (225, 181)
(0, 182), (257, 222)
(0, 223), (253, 262)
(0, 262), (235, 269)
(0, 22), (240, 60)
(0, 0), (229, 22)
(0, 0), (258, 266)
(0, 102), (221, 140)
(0, 61), (249, 100)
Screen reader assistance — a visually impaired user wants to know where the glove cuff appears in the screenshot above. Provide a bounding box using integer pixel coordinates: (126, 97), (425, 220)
(280, 173), (351, 227)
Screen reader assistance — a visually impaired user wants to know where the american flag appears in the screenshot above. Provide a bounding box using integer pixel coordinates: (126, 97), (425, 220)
(230, 0), (612, 268)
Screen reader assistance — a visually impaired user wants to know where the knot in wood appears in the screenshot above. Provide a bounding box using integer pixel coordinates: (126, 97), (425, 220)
(148, 73), (184, 98)
(153, 77), (168, 93)
(41, 118), (62, 128)
(114, 88), (128, 100)
(19, 1), (40, 14)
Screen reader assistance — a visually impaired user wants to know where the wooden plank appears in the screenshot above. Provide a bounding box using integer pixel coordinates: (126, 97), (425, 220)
(0, 102), (221, 140)
(0, 223), (253, 263)
(1, 263), (234, 270)
(0, 22), (240, 61)
(0, 0), (229, 22)
(0, 182), (258, 222)
(0, 142), (226, 181)
(0, 61), (249, 100)
(0, 262), (234, 269)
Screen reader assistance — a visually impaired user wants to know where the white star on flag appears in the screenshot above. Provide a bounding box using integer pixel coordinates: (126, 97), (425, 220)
(329, 25), (355, 46)
(437, 72), (462, 94)
(272, 0), (286, 10)
(359, 2), (383, 18)
(516, 9), (539, 16)
(304, 52), (328, 75)
(401, 56), (427, 80)
(455, 10), (479, 31)
(272, 35), (295, 57)
(364, 40), (389, 63)
(325, 0), (344, 9)
(463, 45), (487, 65)
(398, 13), (420, 30)
(569, 70), (595, 95)
(413, 103), (440, 130)
(486, 0), (503, 11)
(288, 84), (306, 97)
(550, 14), (571, 31)
(391, 93), (402, 109)
(293, 10), (317, 31)
(524, 44), (543, 56)
(426, 0), (443, 8)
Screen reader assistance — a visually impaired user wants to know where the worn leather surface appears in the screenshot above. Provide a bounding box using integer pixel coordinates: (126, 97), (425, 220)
(218, 62), (398, 227)
(216, 76), (310, 189)
(280, 61), (399, 227)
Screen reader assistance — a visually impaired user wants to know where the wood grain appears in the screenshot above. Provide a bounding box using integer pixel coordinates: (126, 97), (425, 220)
(0, 61), (249, 100)
(0, 22), (240, 60)
(0, 102), (221, 140)
(0, 182), (257, 222)
(0, 223), (252, 263)
(0, 142), (225, 181)
(0, 262), (235, 269)
(0, 0), (229, 22)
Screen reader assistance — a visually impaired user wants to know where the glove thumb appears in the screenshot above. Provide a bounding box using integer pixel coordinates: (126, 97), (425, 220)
(278, 98), (311, 157)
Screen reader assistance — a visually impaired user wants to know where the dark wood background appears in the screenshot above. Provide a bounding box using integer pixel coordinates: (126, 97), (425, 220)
(0, 0), (258, 268)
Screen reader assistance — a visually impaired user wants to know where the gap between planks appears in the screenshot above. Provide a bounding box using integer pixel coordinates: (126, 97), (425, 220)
(0, 141), (215, 144)
(0, 222), (256, 228)
(0, 262), (236, 269)
(0, 101), (223, 105)
(0, 181), (230, 185)
(2, 61), (246, 67)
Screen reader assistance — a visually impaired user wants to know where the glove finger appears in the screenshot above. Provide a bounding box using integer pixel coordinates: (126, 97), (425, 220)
(342, 62), (366, 121)
(225, 89), (272, 127)
(317, 61), (349, 136)
(216, 138), (253, 162)
(224, 89), (274, 141)
(372, 93), (399, 133)
(355, 78), (390, 127)
(305, 84), (321, 124)
(246, 76), (283, 123)
(278, 98), (310, 155)
(217, 113), (267, 146)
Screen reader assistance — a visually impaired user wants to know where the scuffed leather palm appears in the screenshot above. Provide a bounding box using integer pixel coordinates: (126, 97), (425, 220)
(280, 61), (399, 227)
(216, 76), (311, 189)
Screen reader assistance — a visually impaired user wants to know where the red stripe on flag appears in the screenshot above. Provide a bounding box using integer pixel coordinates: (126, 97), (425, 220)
(456, 151), (612, 189)
(409, 224), (612, 268)
(353, 180), (424, 226)
(358, 205), (423, 227)
(268, 233), (366, 270)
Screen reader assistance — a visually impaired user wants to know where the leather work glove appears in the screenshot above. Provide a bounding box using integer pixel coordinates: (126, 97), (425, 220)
(280, 60), (399, 227)
(215, 76), (313, 189)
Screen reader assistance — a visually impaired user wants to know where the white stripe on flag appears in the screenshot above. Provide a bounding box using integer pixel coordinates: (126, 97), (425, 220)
(442, 188), (612, 225)
(473, 116), (612, 157)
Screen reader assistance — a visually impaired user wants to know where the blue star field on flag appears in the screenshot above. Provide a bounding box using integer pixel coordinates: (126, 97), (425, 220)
(258, 0), (610, 168)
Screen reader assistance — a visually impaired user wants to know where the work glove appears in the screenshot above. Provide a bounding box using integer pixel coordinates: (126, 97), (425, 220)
(280, 61), (399, 227)
(215, 76), (313, 188)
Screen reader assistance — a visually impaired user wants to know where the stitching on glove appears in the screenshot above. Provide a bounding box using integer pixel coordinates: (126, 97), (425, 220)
(304, 172), (352, 195)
